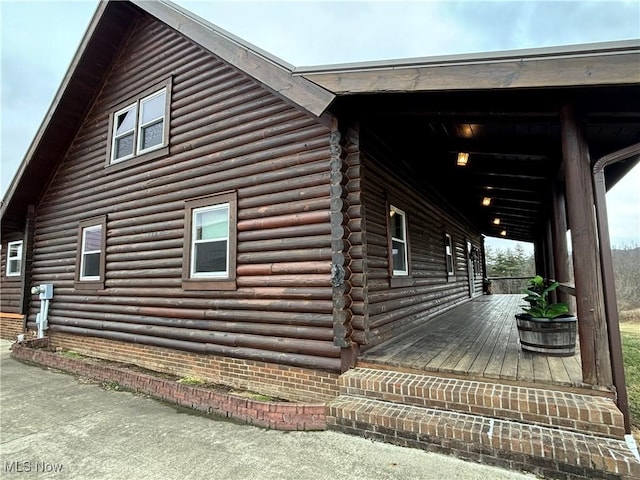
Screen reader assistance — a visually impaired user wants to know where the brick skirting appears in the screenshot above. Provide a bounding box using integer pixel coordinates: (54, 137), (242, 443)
(11, 339), (327, 431)
(341, 368), (625, 439)
(47, 331), (340, 403)
(330, 368), (640, 480)
(0, 313), (25, 341)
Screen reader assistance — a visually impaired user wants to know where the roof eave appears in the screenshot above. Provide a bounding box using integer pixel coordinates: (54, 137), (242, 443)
(295, 39), (640, 94)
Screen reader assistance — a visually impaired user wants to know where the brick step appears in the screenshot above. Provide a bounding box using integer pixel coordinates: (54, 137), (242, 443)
(327, 395), (640, 480)
(340, 368), (625, 439)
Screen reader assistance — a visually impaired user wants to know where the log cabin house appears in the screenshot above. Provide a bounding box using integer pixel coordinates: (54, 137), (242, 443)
(1, 1), (639, 478)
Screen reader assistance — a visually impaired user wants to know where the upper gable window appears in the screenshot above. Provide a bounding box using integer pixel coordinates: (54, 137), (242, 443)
(6, 240), (23, 277)
(107, 78), (171, 167)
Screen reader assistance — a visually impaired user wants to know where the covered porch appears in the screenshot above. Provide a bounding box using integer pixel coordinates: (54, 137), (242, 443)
(359, 294), (591, 391)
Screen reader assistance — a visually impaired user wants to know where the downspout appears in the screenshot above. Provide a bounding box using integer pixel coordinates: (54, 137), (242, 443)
(592, 142), (640, 438)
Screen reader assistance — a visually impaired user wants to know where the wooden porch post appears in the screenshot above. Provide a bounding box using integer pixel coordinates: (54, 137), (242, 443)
(560, 105), (612, 387)
(545, 219), (557, 302)
(550, 184), (572, 306)
(533, 237), (546, 278)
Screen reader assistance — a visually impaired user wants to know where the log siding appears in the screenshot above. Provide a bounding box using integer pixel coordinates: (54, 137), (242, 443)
(26, 14), (339, 371)
(358, 137), (484, 349)
(0, 205), (34, 315)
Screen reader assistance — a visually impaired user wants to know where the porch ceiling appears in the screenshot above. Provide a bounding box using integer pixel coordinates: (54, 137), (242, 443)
(333, 85), (640, 243)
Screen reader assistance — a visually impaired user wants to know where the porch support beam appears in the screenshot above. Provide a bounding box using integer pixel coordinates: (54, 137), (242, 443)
(545, 219), (557, 302)
(560, 105), (612, 387)
(550, 184), (572, 307)
(533, 237), (546, 278)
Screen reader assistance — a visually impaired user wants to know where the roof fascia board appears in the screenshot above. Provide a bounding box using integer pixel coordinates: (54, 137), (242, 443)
(295, 40), (640, 94)
(133, 0), (334, 116)
(0, 1), (109, 219)
(295, 39), (640, 74)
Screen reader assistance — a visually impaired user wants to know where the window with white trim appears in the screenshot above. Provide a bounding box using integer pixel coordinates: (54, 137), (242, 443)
(108, 79), (170, 165)
(75, 216), (106, 290)
(6, 240), (23, 277)
(390, 205), (409, 276)
(191, 204), (230, 277)
(445, 233), (455, 276)
(183, 192), (237, 291)
(80, 225), (103, 280)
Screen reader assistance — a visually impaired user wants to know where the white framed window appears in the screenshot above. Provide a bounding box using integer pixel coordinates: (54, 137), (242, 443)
(112, 104), (137, 162)
(445, 233), (455, 276)
(75, 216), (106, 289)
(6, 240), (23, 276)
(80, 225), (103, 280)
(183, 191), (237, 291)
(138, 89), (167, 154)
(390, 205), (409, 276)
(108, 80), (170, 165)
(190, 203), (230, 278)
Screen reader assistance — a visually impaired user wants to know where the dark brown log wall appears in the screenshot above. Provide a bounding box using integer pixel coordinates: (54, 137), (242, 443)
(28, 15), (339, 370)
(357, 142), (484, 348)
(0, 234), (23, 313)
(1, 203), (35, 316)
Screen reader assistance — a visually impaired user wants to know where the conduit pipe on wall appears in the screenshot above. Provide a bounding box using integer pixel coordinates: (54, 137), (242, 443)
(592, 142), (640, 436)
(31, 284), (54, 339)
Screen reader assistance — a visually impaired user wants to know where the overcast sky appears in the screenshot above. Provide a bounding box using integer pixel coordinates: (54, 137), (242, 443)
(1, 0), (639, 251)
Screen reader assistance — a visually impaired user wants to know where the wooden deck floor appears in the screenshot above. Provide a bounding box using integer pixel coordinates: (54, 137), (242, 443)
(360, 295), (587, 390)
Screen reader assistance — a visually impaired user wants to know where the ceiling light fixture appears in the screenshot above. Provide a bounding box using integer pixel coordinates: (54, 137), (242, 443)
(482, 197), (491, 206)
(500, 230), (507, 236)
(456, 152), (469, 166)
(493, 218), (501, 225)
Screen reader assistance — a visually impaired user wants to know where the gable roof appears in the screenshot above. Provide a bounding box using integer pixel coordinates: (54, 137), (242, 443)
(0, 0), (334, 232)
(2, 0), (638, 238)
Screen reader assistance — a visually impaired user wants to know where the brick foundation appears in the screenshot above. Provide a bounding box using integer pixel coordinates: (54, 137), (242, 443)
(48, 332), (339, 403)
(329, 368), (640, 480)
(11, 339), (327, 431)
(0, 312), (25, 340)
(341, 368), (625, 439)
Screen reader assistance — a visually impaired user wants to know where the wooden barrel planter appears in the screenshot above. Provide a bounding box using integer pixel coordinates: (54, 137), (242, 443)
(515, 313), (577, 356)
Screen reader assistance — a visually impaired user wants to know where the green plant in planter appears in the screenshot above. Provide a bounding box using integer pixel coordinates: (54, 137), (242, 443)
(521, 275), (569, 319)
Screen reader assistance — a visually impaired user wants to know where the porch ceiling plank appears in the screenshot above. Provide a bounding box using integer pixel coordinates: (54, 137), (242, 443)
(474, 172), (549, 182)
(488, 207), (540, 216)
(472, 180), (546, 193)
(442, 138), (559, 159)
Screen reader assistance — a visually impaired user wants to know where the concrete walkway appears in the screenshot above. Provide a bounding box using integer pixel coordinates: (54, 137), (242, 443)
(0, 340), (535, 480)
